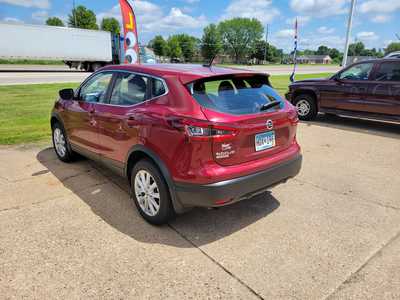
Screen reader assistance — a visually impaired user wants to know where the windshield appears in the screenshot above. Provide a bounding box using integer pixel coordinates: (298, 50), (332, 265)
(187, 75), (283, 115)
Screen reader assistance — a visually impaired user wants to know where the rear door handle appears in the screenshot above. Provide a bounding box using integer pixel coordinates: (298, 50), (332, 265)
(125, 115), (137, 127)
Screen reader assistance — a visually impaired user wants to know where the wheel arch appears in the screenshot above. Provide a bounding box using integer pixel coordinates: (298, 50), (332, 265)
(125, 145), (185, 214)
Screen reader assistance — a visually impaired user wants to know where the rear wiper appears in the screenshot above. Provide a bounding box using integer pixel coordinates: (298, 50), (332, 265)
(260, 101), (281, 111)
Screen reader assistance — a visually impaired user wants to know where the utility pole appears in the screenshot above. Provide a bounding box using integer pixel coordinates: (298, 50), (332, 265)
(264, 24), (269, 64)
(342, 0), (356, 67)
(396, 33), (400, 41)
(73, 0), (77, 27)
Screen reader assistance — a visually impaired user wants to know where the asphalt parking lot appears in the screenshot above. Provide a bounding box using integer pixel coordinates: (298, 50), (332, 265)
(1, 115), (400, 299)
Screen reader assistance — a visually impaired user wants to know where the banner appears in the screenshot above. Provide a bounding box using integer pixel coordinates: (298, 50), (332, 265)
(119, 0), (140, 64)
(290, 18), (298, 83)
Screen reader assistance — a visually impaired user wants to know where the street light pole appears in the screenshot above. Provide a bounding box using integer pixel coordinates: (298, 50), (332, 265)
(342, 0), (356, 67)
(73, 0), (77, 27)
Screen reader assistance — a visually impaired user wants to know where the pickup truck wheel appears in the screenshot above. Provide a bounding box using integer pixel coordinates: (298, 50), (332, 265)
(52, 122), (75, 162)
(130, 160), (175, 225)
(294, 94), (318, 121)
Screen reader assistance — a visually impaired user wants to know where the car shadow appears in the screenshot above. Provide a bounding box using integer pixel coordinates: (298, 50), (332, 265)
(304, 114), (400, 139)
(36, 147), (280, 248)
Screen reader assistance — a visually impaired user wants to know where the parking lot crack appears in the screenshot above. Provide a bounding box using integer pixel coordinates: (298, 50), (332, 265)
(167, 224), (264, 300)
(324, 229), (400, 300)
(293, 178), (400, 211)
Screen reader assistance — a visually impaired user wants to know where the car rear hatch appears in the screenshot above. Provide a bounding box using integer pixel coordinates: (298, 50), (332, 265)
(186, 74), (298, 166)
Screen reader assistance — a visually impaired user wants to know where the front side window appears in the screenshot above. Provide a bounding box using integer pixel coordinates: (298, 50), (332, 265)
(339, 63), (374, 81)
(188, 75), (283, 115)
(375, 62), (400, 81)
(110, 73), (149, 106)
(79, 72), (113, 103)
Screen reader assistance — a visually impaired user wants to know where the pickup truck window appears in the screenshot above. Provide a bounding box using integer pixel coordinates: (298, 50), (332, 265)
(339, 63), (374, 81)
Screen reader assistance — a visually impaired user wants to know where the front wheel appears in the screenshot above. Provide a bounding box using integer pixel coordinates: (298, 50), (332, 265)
(52, 122), (75, 162)
(293, 94), (318, 121)
(130, 160), (175, 225)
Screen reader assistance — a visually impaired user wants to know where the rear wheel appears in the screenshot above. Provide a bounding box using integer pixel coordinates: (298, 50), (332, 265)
(130, 160), (175, 225)
(52, 122), (75, 162)
(294, 94), (318, 121)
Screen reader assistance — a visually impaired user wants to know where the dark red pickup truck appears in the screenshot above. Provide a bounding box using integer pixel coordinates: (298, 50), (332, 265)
(286, 59), (400, 122)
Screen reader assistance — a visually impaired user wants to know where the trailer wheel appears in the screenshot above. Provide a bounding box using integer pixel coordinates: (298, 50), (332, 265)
(90, 63), (103, 72)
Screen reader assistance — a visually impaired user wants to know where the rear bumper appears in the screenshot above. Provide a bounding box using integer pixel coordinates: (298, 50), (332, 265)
(173, 153), (302, 208)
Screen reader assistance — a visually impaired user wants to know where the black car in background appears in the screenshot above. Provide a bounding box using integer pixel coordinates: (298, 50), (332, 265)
(286, 59), (400, 122)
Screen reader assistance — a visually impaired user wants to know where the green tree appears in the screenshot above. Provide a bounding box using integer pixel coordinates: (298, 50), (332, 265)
(316, 45), (329, 55)
(218, 18), (264, 63)
(385, 42), (400, 55)
(201, 23), (222, 61)
(167, 36), (182, 60)
(149, 35), (168, 57)
(348, 41), (365, 56)
(100, 17), (120, 34)
(175, 34), (197, 62)
(68, 5), (99, 30)
(46, 17), (64, 27)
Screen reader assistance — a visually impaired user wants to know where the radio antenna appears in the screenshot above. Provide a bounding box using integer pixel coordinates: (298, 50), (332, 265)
(203, 54), (217, 68)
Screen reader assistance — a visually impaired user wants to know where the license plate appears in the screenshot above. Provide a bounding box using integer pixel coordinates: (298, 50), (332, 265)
(255, 131), (275, 152)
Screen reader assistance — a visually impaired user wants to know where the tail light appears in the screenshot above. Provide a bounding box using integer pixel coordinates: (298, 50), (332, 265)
(169, 117), (237, 141)
(287, 108), (299, 124)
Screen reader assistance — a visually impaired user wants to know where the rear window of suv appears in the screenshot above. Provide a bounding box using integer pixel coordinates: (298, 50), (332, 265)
(187, 75), (283, 115)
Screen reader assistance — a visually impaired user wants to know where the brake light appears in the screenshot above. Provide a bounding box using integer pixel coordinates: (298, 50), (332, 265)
(186, 125), (235, 140)
(169, 117), (237, 141)
(287, 108), (299, 124)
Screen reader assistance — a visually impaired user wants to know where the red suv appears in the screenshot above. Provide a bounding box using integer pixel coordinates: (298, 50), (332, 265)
(51, 64), (302, 224)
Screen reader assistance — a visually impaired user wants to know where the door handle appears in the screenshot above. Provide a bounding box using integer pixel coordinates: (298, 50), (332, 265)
(125, 115), (137, 127)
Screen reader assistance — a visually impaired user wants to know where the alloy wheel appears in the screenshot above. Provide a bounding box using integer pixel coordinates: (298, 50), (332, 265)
(296, 99), (311, 117)
(134, 170), (160, 217)
(53, 128), (67, 158)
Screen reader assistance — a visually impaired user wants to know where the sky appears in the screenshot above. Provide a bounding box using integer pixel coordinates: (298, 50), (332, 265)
(0, 0), (399, 53)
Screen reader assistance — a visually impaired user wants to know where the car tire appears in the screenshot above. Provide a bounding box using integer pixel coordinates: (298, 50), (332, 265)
(52, 122), (75, 162)
(294, 94), (318, 121)
(130, 160), (175, 225)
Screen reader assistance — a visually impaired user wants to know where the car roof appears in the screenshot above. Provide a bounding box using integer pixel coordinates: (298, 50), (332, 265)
(101, 63), (266, 84)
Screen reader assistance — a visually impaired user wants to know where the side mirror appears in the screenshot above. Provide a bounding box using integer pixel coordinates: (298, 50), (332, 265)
(59, 88), (74, 100)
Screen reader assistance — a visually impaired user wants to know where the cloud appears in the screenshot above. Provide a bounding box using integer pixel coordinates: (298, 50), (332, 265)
(290, 0), (348, 17)
(275, 29), (295, 39)
(31, 10), (48, 22)
(97, 0), (207, 34)
(0, 0), (50, 9)
(356, 31), (379, 41)
(2, 17), (24, 24)
(371, 14), (392, 23)
(317, 26), (335, 34)
(221, 0), (280, 24)
(359, 0), (400, 13)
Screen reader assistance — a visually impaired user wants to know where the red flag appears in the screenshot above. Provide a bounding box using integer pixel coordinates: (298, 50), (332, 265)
(119, 0), (140, 64)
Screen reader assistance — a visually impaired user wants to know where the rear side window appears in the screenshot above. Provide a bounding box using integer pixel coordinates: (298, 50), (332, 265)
(152, 78), (166, 97)
(110, 73), (149, 106)
(187, 75), (282, 115)
(375, 62), (400, 81)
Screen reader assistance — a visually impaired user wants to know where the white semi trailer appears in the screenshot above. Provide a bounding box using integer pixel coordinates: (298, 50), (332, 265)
(0, 22), (121, 71)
